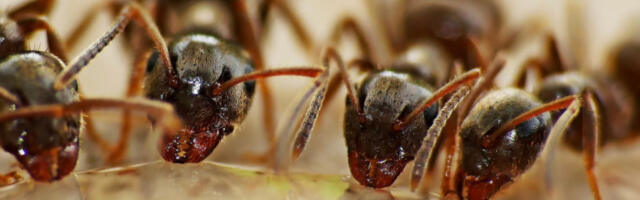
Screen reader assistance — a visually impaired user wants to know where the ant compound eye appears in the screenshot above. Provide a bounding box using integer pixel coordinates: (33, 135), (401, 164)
(514, 117), (544, 139)
(218, 66), (232, 83)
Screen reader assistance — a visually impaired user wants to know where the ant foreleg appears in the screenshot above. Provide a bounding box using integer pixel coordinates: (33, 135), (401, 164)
(258, 0), (313, 52)
(8, 0), (56, 20)
(581, 90), (602, 200)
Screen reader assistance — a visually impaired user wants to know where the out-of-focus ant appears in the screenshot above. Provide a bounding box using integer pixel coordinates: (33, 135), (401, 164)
(327, 0), (508, 69)
(54, 1), (323, 164)
(0, 0), (182, 183)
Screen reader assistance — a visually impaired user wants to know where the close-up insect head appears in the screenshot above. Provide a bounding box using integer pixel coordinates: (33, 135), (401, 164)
(0, 0), (640, 199)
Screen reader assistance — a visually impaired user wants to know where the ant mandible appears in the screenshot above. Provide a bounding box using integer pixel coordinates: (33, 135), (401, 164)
(53, 1), (323, 163)
(0, 0), (182, 183)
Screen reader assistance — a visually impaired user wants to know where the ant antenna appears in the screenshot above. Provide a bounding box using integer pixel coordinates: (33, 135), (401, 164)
(211, 67), (324, 95)
(54, 2), (175, 90)
(481, 95), (579, 148)
(394, 68), (481, 131)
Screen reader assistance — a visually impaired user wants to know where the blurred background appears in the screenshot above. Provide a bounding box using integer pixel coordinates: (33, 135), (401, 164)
(1, 0), (640, 199)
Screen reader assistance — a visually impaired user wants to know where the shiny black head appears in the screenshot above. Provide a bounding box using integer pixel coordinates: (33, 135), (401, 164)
(344, 70), (438, 188)
(144, 34), (255, 163)
(459, 88), (550, 199)
(0, 52), (80, 181)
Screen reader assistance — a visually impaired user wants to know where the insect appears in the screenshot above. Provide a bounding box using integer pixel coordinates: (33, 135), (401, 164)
(328, 0), (505, 70)
(273, 47), (481, 188)
(505, 33), (637, 200)
(54, 1), (323, 164)
(436, 86), (585, 200)
(0, 0), (182, 183)
(270, 0), (505, 188)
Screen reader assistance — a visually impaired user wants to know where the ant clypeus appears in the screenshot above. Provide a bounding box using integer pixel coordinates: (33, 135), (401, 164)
(0, 0), (182, 183)
(54, 1), (323, 164)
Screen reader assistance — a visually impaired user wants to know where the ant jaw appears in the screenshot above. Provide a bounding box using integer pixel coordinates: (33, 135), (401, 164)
(16, 142), (78, 182)
(159, 128), (222, 163)
(463, 174), (512, 200)
(347, 151), (406, 188)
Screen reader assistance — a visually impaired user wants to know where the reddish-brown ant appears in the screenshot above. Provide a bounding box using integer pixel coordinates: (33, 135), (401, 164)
(0, 0), (182, 183)
(54, 1), (323, 163)
(273, 47), (481, 188)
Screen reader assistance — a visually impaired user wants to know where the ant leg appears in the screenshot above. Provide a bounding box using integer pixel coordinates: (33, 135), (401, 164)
(274, 48), (358, 171)
(407, 69), (481, 191)
(461, 36), (488, 71)
(230, 0), (278, 156)
(0, 87), (20, 105)
(318, 58), (375, 120)
(329, 17), (377, 62)
(581, 91), (602, 200)
(258, 0), (313, 52)
(77, 91), (113, 155)
(215, 65), (324, 164)
(54, 2), (175, 90)
(107, 51), (153, 164)
(459, 59), (505, 118)
(8, 0), (56, 19)
(14, 15), (68, 62)
(546, 34), (569, 72)
(0, 98), (182, 135)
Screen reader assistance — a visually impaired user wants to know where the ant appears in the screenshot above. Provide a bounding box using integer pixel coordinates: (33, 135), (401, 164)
(53, 1), (323, 164)
(0, 0), (182, 183)
(412, 33), (602, 199)
(269, 0), (511, 189)
(507, 32), (637, 200)
(272, 46), (482, 188)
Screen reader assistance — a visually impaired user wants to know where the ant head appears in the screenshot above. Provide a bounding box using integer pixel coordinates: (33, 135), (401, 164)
(344, 70), (438, 188)
(459, 88), (550, 199)
(0, 52), (80, 181)
(145, 34), (255, 163)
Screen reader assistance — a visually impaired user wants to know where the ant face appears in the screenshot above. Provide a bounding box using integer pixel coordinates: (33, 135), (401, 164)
(145, 34), (256, 163)
(344, 70), (438, 188)
(459, 88), (550, 199)
(0, 52), (80, 181)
